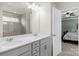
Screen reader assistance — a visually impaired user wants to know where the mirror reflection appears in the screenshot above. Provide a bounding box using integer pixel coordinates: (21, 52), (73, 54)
(0, 2), (40, 37)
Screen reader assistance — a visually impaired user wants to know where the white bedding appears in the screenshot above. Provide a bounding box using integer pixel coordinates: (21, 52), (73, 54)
(63, 32), (78, 41)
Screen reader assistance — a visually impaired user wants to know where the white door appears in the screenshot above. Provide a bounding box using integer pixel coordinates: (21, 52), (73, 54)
(52, 7), (62, 56)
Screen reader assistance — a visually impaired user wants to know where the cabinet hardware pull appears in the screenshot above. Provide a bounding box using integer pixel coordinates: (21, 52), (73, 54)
(35, 44), (37, 45)
(44, 45), (47, 50)
(35, 50), (37, 51)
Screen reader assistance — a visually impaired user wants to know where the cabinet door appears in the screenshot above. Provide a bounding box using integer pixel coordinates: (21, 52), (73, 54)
(20, 51), (31, 56)
(0, 44), (31, 56)
(40, 42), (49, 56)
(32, 47), (39, 55)
(32, 52), (39, 56)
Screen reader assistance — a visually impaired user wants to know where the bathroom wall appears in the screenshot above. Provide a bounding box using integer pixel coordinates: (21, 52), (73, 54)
(31, 9), (40, 34)
(39, 2), (51, 35)
(0, 9), (3, 37)
(31, 2), (52, 35)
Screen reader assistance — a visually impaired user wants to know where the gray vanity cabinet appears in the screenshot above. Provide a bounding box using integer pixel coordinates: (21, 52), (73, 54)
(19, 51), (31, 56)
(31, 37), (50, 56)
(40, 42), (49, 56)
(40, 38), (49, 56)
(0, 44), (31, 56)
(32, 41), (40, 56)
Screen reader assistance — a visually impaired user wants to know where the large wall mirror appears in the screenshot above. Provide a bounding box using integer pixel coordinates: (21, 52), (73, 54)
(0, 2), (40, 37)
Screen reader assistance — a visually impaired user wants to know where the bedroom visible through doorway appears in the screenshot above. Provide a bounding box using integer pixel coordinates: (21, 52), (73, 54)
(58, 12), (78, 56)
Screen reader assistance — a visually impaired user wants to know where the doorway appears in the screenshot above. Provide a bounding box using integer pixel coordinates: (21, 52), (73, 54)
(58, 14), (78, 56)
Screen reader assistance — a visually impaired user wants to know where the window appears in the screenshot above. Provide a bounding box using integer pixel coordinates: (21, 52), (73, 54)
(2, 16), (21, 36)
(2, 22), (7, 24)
(2, 16), (19, 22)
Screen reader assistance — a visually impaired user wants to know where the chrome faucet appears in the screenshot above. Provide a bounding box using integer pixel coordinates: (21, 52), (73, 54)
(6, 38), (13, 42)
(33, 33), (38, 36)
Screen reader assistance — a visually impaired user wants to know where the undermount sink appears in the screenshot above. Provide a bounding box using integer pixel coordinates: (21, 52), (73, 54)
(0, 36), (35, 49)
(0, 40), (23, 48)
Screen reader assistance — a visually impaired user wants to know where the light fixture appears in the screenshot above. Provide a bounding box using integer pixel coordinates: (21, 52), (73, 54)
(28, 3), (40, 11)
(35, 5), (39, 9)
(28, 6), (32, 8)
(38, 7), (40, 9)
(32, 3), (35, 7)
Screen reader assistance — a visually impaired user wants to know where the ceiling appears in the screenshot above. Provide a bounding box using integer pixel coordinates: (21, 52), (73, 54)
(54, 2), (79, 16)
(1, 2), (79, 15)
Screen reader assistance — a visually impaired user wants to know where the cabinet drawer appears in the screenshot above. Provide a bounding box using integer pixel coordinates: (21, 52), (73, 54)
(40, 37), (49, 44)
(32, 47), (39, 54)
(32, 52), (39, 56)
(20, 51), (31, 56)
(0, 44), (31, 56)
(32, 41), (39, 48)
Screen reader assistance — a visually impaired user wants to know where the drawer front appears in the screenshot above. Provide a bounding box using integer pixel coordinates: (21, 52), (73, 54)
(32, 47), (39, 54)
(0, 44), (31, 56)
(32, 52), (39, 56)
(32, 41), (39, 48)
(20, 51), (31, 56)
(40, 37), (49, 44)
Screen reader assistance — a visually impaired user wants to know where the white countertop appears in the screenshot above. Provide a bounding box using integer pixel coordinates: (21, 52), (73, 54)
(0, 34), (50, 54)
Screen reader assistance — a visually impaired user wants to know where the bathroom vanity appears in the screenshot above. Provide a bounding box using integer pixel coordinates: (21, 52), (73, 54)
(0, 34), (50, 56)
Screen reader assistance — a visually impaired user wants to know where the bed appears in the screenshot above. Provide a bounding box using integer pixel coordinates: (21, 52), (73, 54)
(63, 31), (78, 41)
